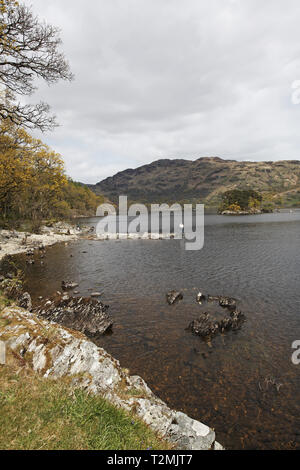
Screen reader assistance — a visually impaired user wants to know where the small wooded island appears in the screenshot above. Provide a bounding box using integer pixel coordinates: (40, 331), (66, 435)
(218, 189), (275, 215)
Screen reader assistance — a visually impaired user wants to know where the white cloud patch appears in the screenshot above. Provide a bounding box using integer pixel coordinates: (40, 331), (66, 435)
(26, 0), (300, 183)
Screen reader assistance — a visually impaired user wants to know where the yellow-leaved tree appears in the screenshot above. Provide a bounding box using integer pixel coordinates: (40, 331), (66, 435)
(0, 120), (67, 224)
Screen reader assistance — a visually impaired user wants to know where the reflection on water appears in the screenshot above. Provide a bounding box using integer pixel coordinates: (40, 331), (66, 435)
(3, 213), (300, 450)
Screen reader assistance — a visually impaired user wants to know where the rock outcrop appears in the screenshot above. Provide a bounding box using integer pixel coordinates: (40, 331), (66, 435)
(0, 306), (222, 450)
(0, 228), (77, 262)
(35, 294), (113, 336)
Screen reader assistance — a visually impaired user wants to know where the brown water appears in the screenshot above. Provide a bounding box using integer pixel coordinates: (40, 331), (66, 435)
(2, 213), (300, 450)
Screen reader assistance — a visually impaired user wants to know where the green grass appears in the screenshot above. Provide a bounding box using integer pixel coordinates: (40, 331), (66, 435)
(0, 365), (171, 450)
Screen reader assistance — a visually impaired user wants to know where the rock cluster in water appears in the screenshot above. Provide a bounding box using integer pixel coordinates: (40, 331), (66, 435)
(165, 288), (245, 339)
(189, 294), (245, 339)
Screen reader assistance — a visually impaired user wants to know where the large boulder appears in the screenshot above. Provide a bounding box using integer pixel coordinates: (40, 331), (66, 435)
(36, 295), (113, 336)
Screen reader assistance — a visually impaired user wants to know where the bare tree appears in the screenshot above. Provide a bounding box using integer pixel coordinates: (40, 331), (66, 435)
(0, 0), (73, 131)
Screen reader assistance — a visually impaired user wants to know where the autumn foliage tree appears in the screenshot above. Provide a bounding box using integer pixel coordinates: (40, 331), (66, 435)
(0, 120), (66, 220)
(0, 120), (102, 227)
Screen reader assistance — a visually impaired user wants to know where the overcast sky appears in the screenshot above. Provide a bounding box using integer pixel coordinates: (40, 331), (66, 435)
(27, 0), (300, 183)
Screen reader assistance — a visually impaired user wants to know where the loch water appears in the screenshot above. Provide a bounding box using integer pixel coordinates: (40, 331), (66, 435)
(5, 212), (300, 450)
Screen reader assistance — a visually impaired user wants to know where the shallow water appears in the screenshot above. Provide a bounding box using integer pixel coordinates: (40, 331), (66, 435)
(3, 212), (300, 449)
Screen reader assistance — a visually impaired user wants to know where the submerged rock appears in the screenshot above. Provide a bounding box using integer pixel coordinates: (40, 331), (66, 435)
(26, 259), (35, 265)
(36, 295), (113, 336)
(61, 281), (79, 290)
(166, 291), (183, 305)
(189, 314), (219, 338)
(219, 296), (237, 310)
(207, 295), (237, 310)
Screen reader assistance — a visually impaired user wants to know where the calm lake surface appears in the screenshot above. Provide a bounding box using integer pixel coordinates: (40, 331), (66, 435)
(6, 212), (300, 449)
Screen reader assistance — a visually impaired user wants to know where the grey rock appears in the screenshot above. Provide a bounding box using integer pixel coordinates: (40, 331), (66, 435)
(61, 281), (79, 290)
(166, 411), (216, 450)
(18, 292), (32, 312)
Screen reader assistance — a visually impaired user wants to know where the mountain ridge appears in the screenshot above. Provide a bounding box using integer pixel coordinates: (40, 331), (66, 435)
(89, 157), (300, 207)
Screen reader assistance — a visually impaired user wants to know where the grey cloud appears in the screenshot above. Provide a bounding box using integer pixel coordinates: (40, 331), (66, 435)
(27, 0), (300, 183)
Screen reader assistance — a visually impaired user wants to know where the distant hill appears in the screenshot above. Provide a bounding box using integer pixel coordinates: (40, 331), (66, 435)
(89, 157), (300, 208)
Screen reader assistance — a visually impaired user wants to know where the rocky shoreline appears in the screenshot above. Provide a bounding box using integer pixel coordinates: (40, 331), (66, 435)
(0, 225), (223, 450)
(220, 209), (274, 216)
(0, 224), (79, 262)
(0, 305), (223, 450)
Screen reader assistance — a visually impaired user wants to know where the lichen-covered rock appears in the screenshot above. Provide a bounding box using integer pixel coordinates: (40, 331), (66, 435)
(0, 306), (223, 450)
(35, 295), (113, 336)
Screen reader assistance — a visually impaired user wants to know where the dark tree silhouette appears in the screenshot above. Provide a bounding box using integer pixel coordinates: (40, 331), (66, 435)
(0, 0), (73, 131)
